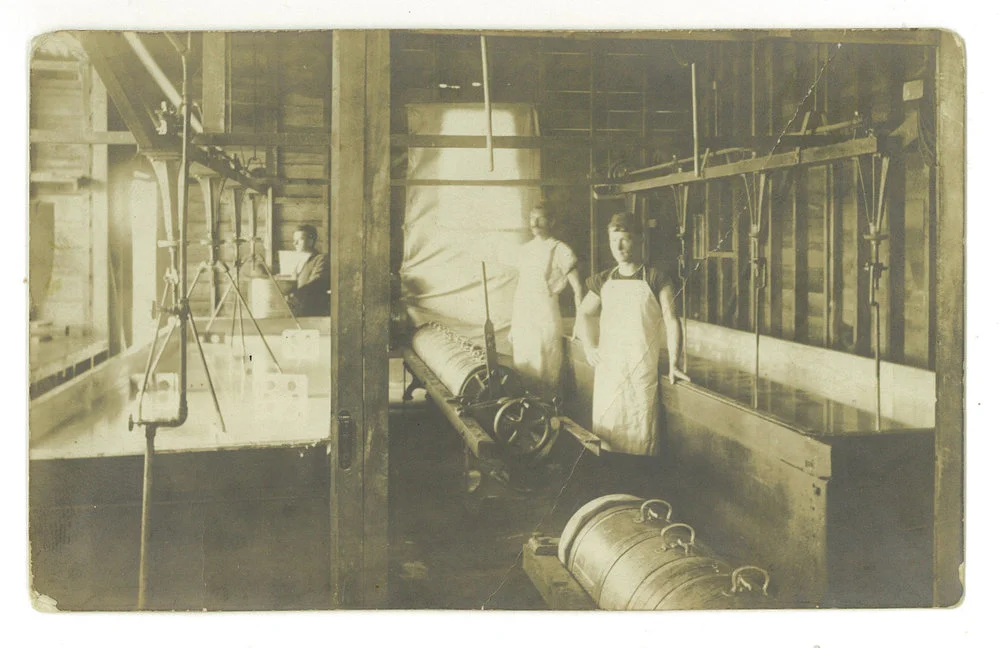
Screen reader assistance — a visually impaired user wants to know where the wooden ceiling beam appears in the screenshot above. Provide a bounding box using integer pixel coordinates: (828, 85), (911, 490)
(75, 32), (158, 149)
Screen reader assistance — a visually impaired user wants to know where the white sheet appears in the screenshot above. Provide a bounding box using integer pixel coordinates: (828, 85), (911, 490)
(400, 103), (541, 354)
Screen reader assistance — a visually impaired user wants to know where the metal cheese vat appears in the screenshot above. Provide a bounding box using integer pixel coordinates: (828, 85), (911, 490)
(558, 494), (769, 610)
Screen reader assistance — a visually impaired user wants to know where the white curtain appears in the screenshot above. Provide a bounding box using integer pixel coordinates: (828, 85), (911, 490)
(400, 103), (541, 353)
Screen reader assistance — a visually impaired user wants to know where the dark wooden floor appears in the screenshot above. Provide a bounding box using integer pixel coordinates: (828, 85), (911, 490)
(29, 403), (621, 611)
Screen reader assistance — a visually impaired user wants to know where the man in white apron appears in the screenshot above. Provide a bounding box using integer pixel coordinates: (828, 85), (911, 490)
(510, 205), (583, 394)
(576, 211), (685, 456)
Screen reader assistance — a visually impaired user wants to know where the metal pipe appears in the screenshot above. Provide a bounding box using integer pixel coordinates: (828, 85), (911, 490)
(691, 63), (700, 176)
(480, 36), (494, 172)
(219, 264), (284, 373)
(188, 316), (227, 433)
(137, 424), (157, 610)
(123, 32), (204, 133)
(177, 33), (191, 426)
(750, 42), (756, 139)
(137, 317), (178, 423)
(873, 300), (882, 431)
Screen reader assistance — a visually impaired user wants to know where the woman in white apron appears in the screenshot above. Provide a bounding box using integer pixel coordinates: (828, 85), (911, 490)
(510, 205), (583, 394)
(576, 211), (685, 456)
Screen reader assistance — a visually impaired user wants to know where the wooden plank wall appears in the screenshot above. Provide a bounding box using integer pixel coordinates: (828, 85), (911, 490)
(673, 41), (937, 371)
(184, 32), (332, 318)
(30, 58), (97, 333)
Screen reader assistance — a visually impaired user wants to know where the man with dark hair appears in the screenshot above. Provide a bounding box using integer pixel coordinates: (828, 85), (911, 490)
(509, 204), (583, 394)
(576, 211), (684, 456)
(287, 224), (330, 317)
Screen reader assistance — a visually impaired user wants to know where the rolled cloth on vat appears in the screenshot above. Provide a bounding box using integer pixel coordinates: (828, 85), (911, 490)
(410, 322), (488, 396)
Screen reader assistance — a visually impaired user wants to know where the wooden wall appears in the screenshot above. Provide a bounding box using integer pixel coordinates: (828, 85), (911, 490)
(29, 56), (105, 335)
(658, 40), (937, 370)
(184, 32), (332, 317)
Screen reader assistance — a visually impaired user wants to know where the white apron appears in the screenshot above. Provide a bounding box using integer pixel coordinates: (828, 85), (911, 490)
(592, 267), (664, 456)
(510, 238), (565, 392)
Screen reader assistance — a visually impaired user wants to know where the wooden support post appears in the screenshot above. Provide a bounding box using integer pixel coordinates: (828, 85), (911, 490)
(201, 33), (229, 133)
(361, 29), (391, 611)
(330, 29), (391, 609)
(196, 175), (222, 310)
(829, 164), (843, 349)
(89, 65), (110, 347)
(768, 173), (783, 337)
(823, 166), (832, 347)
(886, 159), (906, 363)
(146, 153), (182, 305)
(932, 31), (964, 608)
(792, 172), (808, 342)
(77, 33), (158, 149)
(854, 164), (872, 356)
(265, 186), (276, 269)
(703, 184), (713, 322)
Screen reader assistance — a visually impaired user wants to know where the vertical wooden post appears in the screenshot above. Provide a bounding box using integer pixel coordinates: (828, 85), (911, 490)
(792, 172), (808, 342)
(202, 33), (229, 133)
(147, 153), (182, 306)
(362, 29), (391, 609)
(829, 164), (843, 349)
(196, 175), (222, 310)
(886, 159), (907, 362)
(89, 65), (110, 347)
(330, 29), (391, 609)
(854, 164), (872, 356)
(932, 31), (964, 608)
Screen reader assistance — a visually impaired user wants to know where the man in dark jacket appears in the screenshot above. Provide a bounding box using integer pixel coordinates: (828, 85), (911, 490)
(288, 224), (330, 317)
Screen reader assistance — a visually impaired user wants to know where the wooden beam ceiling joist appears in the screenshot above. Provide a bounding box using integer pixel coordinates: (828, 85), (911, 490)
(76, 32), (158, 150)
(30, 129), (137, 145)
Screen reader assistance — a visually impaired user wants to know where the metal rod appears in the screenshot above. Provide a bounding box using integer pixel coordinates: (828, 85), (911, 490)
(136, 282), (172, 414)
(589, 45), (598, 274)
(178, 33), (191, 425)
(691, 63), (700, 177)
(874, 300), (882, 431)
(219, 264), (283, 373)
(677, 185), (690, 375)
(188, 316), (227, 433)
(137, 424), (157, 610)
(480, 36), (494, 172)
(750, 41), (756, 139)
(123, 32), (204, 133)
(136, 317), (178, 422)
(205, 280), (233, 334)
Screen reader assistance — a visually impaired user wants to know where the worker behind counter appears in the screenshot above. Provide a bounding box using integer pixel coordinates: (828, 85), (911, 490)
(509, 204), (584, 395)
(576, 211), (685, 458)
(286, 224), (331, 318)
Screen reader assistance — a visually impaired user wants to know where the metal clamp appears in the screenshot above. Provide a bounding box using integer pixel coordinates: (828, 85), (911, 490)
(730, 565), (770, 595)
(660, 522), (696, 554)
(636, 499), (673, 524)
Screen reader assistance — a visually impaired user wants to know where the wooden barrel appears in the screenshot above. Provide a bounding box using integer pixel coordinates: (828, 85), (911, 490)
(250, 277), (296, 318)
(558, 495), (770, 610)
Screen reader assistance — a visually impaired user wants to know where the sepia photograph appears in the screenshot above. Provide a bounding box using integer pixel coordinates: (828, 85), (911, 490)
(14, 3), (986, 641)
